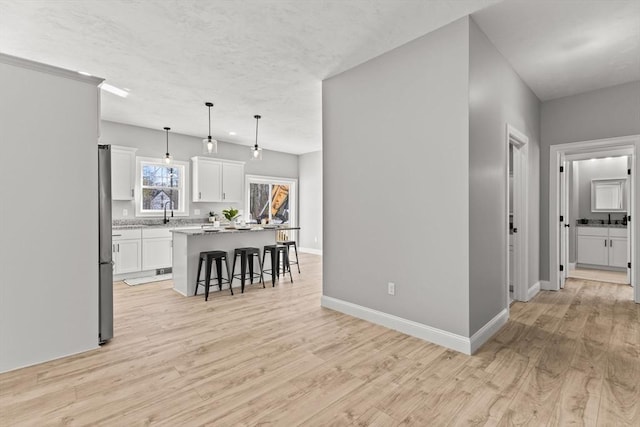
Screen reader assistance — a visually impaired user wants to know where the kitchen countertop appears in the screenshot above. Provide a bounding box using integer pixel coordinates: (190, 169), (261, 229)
(171, 226), (300, 236)
(576, 223), (627, 228)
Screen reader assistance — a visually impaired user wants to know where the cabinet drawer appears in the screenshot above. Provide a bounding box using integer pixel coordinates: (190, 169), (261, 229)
(577, 227), (608, 237)
(142, 228), (172, 239)
(112, 229), (142, 240)
(609, 228), (627, 238)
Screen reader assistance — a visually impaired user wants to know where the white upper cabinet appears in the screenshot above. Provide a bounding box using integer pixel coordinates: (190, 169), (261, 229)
(111, 146), (137, 200)
(222, 162), (244, 202)
(191, 157), (244, 203)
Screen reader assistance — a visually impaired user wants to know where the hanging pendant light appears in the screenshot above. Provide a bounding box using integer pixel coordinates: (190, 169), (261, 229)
(163, 127), (172, 165)
(202, 102), (218, 155)
(251, 114), (262, 160)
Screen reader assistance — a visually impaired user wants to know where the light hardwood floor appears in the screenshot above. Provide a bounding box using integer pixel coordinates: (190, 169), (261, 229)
(568, 267), (629, 285)
(1, 254), (638, 426)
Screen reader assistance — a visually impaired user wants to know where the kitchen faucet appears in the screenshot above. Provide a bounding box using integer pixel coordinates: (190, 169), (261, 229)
(163, 200), (173, 224)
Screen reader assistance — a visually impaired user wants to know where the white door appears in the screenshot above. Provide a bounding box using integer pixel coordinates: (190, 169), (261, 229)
(577, 235), (609, 265)
(610, 237), (628, 269)
(115, 239), (142, 274)
(197, 160), (222, 202)
(222, 162), (244, 202)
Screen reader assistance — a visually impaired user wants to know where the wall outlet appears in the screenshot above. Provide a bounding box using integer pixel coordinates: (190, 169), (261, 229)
(388, 282), (395, 296)
(194, 209), (201, 215)
(122, 209), (128, 217)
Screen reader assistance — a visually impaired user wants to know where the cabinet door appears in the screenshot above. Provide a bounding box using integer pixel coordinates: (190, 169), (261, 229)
(577, 235), (608, 266)
(111, 148), (136, 200)
(142, 237), (173, 270)
(114, 239), (142, 274)
(222, 162), (244, 202)
(193, 159), (222, 202)
(609, 237), (627, 268)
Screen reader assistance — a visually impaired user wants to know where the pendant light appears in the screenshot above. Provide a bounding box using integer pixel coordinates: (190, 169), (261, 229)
(202, 102), (218, 155)
(163, 127), (172, 165)
(251, 114), (262, 160)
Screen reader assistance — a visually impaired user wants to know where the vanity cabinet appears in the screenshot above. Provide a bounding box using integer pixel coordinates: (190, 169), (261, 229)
(191, 157), (244, 203)
(577, 227), (627, 268)
(111, 145), (138, 200)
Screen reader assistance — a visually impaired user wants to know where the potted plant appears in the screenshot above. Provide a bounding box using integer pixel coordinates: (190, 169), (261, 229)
(222, 208), (240, 228)
(208, 211), (217, 223)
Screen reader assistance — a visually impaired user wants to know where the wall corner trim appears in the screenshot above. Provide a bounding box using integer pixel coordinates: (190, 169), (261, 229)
(320, 295), (472, 354)
(469, 308), (509, 354)
(539, 280), (553, 290)
(527, 282), (541, 302)
(299, 247), (322, 256)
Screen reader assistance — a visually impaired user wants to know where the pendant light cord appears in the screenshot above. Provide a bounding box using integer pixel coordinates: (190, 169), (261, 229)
(208, 105), (212, 139)
(254, 115), (261, 149)
(164, 127), (170, 155)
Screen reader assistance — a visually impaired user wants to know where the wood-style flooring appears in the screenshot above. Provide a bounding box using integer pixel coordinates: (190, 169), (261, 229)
(1, 254), (638, 426)
(568, 266), (629, 285)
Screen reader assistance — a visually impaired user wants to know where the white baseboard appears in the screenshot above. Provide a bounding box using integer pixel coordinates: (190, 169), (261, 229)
(540, 280), (553, 290)
(569, 262), (576, 271)
(470, 308), (509, 354)
(299, 247), (322, 255)
(321, 295), (507, 355)
(527, 282), (541, 301)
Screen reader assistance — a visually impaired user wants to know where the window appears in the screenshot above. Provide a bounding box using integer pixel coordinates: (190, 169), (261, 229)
(246, 175), (297, 226)
(136, 157), (188, 216)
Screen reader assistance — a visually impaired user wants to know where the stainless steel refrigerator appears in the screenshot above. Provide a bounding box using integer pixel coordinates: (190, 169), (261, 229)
(98, 145), (114, 343)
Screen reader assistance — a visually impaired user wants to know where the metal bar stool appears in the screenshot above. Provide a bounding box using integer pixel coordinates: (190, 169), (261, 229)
(276, 240), (300, 274)
(262, 244), (293, 285)
(195, 250), (232, 301)
(231, 247), (264, 293)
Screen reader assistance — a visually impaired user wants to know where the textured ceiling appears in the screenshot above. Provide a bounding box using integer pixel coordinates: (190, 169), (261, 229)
(473, 0), (640, 101)
(0, 0), (498, 154)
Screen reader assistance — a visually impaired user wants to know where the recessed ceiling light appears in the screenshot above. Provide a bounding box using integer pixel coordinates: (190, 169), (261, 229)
(229, 131), (237, 136)
(78, 71), (92, 76)
(101, 83), (129, 98)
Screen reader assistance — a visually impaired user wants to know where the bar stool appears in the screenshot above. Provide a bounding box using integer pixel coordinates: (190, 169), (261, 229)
(195, 250), (232, 301)
(276, 240), (300, 274)
(262, 244), (293, 285)
(231, 247), (264, 293)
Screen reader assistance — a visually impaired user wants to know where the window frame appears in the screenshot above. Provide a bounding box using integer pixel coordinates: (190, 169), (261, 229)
(245, 174), (297, 228)
(135, 156), (189, 217)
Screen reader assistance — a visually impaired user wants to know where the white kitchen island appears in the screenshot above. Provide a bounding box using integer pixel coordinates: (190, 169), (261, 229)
(171, 226), (299, 297)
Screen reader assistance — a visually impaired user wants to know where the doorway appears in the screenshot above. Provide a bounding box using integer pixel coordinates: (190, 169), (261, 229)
(549, 135), (639, 304)
(506, 124), (529, 303)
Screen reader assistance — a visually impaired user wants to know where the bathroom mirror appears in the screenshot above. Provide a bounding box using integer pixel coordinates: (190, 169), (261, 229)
(591, 178), (626, 212)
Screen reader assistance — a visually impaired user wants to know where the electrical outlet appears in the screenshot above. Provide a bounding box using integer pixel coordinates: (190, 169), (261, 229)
(122, 209), (128, 216)
(388, 282), (395, 296)
(194, 209), (201, 215)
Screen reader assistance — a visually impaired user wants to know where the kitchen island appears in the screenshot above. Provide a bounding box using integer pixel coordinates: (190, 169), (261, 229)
(171, 226), (299, 297)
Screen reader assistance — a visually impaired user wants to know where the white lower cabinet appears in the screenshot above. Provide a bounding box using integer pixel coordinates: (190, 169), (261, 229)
(576, 226), (627, 268)
(113, 229), (143, 275)
(142, 228), (172, 271)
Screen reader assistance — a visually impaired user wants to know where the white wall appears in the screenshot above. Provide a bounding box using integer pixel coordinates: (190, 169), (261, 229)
(323, 17), (471, 337)
(539, 81), (640, 280)
(468, 19), (540, 333)
(574, 157), (628, 221)
(100, 121), (299, 220)
(0, 56), (101, 372)
(298, 151), (322, 252)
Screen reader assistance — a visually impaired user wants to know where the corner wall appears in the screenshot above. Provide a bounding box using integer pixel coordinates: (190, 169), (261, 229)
(539, 81), (640, 280)
(468, 19), (541, 333)
(298, 151), (322, 253)
(322, 17), (471, 338)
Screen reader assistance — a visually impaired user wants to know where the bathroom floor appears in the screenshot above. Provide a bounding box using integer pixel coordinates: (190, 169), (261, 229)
(568, 267), (629, 285)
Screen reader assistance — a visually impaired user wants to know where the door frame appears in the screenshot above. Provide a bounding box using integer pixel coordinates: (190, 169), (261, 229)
(549, 134), (639, 303)
(506, 124), (529, 302)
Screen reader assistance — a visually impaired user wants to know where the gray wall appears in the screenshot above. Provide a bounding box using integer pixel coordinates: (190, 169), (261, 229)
(323, 17), (471, 336)
(298, 151), (322, 251)
(1, 57), (100, 372)
(575, 157), (628, 220)
(539, 81), (640, 280)
(100, 121), (299, 220)
(468, 19), (540, 334)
